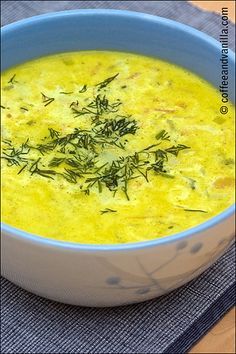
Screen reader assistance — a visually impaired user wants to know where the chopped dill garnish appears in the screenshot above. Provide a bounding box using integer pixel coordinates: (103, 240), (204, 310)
(48, 157), (65, 167)
(70, 100), (79, 108)
(35, 140), (58, 155)
(156, 129), (170, 141)
(2, 74), (191, 200)
(100, 208), (117, 214)
(93, 116), (138, 138)
(41, 92), (55, 106)
(2, 139), (12, 146)
(29, 158), (57, 179)
(62, 168), (80, 184)
(165, 144), (190, 156)
(177, 205), (207, 213)
(96, 73), (119, 90)
(48, 128), (60, 140)
(1, 139), (31, 166)
(79, 85), (87, 93)
(8, 74), (17, 84)
(184, 208), (208, 213)
(71, 94), (121, 118)
(17, 164), (28, 174)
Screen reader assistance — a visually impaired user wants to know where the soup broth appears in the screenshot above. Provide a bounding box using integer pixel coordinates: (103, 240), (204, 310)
(1, 51), (235, 244)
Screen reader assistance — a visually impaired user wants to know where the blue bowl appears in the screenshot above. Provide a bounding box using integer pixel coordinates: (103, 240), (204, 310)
(1, 10), (235, 306)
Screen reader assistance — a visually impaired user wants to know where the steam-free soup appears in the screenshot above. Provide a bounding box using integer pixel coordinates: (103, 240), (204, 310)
(1, 51), (235, 244)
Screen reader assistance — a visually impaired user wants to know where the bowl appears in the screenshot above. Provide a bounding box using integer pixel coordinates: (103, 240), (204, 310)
(1, 9), (235, 307)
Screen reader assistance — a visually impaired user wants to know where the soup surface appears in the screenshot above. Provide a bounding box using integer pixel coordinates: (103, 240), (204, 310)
(1, 51), (235, 244)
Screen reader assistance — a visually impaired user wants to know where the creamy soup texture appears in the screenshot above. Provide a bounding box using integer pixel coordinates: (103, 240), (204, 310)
(1, 51), (235, 244)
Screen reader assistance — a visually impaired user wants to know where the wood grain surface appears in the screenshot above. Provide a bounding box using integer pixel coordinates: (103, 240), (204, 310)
(188, 2), (235, 353)
(190, 0), (235, 22)
(189, 307), (235, 353)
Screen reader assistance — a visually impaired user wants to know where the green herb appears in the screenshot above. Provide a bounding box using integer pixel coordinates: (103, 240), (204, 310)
(140, 144), (159, 152)
(35, 140), (58, 155)
(100, 208), (117, 214)
(41, 92), (55, 106)
(62, 168), (80, 184)
(1, 139), (31, 166)
(96, 73), (119, 90)
(17, 164), (28, 174)
(94, 116), (138, 138)
(183, 208), (208, 213)
(70, 100), (79, 108)
(2, 139), (12, 146)
(60, 91), (73, 95)
(156, 129), (170, 141)
(165, 144), (190, 156)
(2, 74), (191, 200)
(48, 128), (60, 140)
(48, 157), (65, 167)
(0, 105), (6, 109)
(20, 107), (29, 111)
(30, 158), (57, 179)
(8, 74), (17, 84)
(79, 85), (87, 93)
(71, 94), (121, 118)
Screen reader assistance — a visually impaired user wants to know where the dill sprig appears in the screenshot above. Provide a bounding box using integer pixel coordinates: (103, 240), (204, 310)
(41, 92), (55, 107)
(29, 158), (57, 179)
(48, 128), (60, 140)
(62, 168), (80, 184)
(2, 124), (189, 198)
(156, 129), (170, 141)
(96, 73), (119, 90)
(71, 94), (121, 118)
(1, 139), (31, 166)
(79, 85), (87, 93)
(48, 157), (65, 167)
(8, 74), (17, 84)
(94, 116), (138, 138)
(100, 208), (117, 214)
(165, 144), (190, 156)
(183, 208), (208, 213)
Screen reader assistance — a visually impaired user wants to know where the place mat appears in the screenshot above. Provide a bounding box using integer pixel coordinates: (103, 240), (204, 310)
(1, 1), (235, 353)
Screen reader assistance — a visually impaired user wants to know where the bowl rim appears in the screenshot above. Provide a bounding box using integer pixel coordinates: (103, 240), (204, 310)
(1, 9), (235, 252)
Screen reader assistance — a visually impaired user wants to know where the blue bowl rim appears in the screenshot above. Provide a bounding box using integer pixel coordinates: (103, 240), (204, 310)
(1, 9), (235, 252)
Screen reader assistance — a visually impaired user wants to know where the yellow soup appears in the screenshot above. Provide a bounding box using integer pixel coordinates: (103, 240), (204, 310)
(1, 51), (235, 244)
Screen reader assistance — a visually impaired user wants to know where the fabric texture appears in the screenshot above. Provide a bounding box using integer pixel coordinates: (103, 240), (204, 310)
(1, 247), (235, 354)
(1, 1), (235, 353)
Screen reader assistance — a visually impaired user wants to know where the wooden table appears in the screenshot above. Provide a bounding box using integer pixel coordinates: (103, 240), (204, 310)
(188, 2), (235, 353)
(189, 308), (235, 353)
